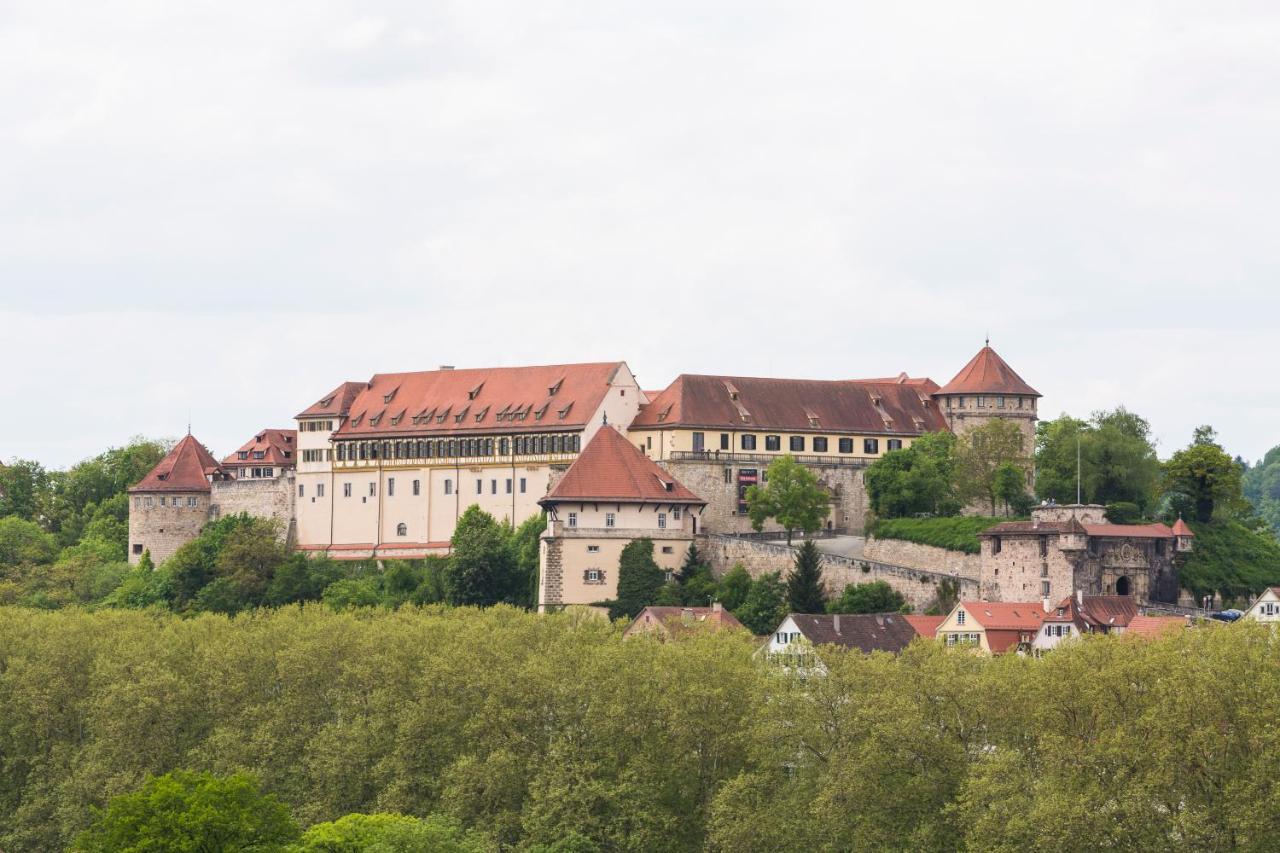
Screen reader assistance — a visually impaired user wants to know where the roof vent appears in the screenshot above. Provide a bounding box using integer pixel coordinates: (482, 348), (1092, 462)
(439, 365), (455, 371)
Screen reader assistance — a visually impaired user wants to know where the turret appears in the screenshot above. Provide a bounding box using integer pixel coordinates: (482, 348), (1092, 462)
(1059, 515), (1088, 552)
(933, 340), (1041, 451)
(1172, 517), (1195, 553)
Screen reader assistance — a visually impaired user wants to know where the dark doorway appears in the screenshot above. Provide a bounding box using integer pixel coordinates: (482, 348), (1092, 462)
(1116, 576), (1131, 596)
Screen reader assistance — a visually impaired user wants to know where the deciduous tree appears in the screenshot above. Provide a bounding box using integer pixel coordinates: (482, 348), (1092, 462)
(745, 455), (830, 544)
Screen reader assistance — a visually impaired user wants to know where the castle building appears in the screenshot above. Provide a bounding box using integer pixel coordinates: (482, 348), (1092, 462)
(978, 504), (1194, 605)
(626, 373), (949, 534)
(538, 425), (704, 611)
(127, 435), (224, 565)
(128, 430), (300, 565)
(293, 363), (642, 559)
(933, 343), (1040, 452)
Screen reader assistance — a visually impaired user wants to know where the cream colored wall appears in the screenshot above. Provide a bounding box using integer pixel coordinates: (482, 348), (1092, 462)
(583, 363), (642, 443)
(625, 427), (915, 462)
(555, 531), (693, 607)
(935, 604), (992, 652)
(553, 503), (697, 533)
(295, 471), (334, 545)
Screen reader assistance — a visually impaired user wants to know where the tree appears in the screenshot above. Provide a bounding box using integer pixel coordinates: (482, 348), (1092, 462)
(991, 463), (1027, 518)
(955, 419), (1030, 515)
(0, 516), (59, 569)
(292, 812), (491, 852)
(827, 580), (907, 614)
(0, 459), (49, 521)
(447, 505), (519, 607)
(929, 577), (960, 615)
(71, 771), (298, 852)
(1035, 409), (1161, 511)
(736, 571), (788, 634)
(787, 540), (826, 614)
(717, 563), (753, 612)
(745, 455), (830, 544)
(865, 431), (961, 519)
(612, 538), (664, 619)
(1163, 430), (1246, 522)
(509, 512), (547, 609)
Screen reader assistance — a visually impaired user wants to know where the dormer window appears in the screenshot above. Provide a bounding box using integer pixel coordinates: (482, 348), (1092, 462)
(238, 451), (249, 460)
(548, 378), (564, 396)
(320, 396), (334, 408)
(253, 451), (265, 460)
(557, 402), (574, 419)
(383, 388), (397, 404)
(475, 406), (489, 422)
(468, 382), (484, 400)
(350, 413), (364, 427)
(724, 381), (740, 401)
(535, 403), (549, 421)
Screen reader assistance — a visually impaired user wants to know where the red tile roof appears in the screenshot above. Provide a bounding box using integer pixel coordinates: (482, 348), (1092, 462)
(1083, 523), (1174, 539)
(958, 601), (1047, 631)
(296, 381), (366, 419)
(624, 605), (746, 637)
(935, 346), (1040, 397)
(1125, 615), (1187, 637)
(541, 426), (703, 505)
(630, 374), (948, 435)
(129, 435), (223, 494)
(904, 614), (946, 638)
(981, 520), (1175, 540)
(222, 429), (297, 468)
(1172, 517), (1195, 537)
(332, 362), (627, 438)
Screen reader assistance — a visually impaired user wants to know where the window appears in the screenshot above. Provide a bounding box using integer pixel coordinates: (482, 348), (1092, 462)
(412, 479), (420, 496)
(159, 497), (166, 507)
(605, 513), (616, 528)
(238, 451), (249, 460)
(864, 438), (879, 454)
(444, 479), (453, 495)
(491, 479), (497, 494)
(724, 467), (732, 483)
(1041, 581), (1051, 596)
(720, 433), (730, 450)
(568, 512), (577, 528)
(188, 496), (198, 507)
(790, 436), (805, 452)
(344, 483), (352, 498)
(505, 479), (512, 494)
(997, 395), (1005, 408)
(476, 479), (482, 495)
(658, 513), (667, 529)
(587, 544), (600, 553)
(387, 477), (395, 497)
(887, 439), (902, 451)
(133, 543), (143, 555)
(957, 610), (966, 625)
(692, 432), (705, 452)
(253, 451), (265, 459)
(765, 435), (781, 451)
(369, 482), (376, 497)
(520, 478), (527, 493)
(317, 484), (325, 498)
(585, 569), (603, 583)
(299, 484), (305, 497)
(977, 396), (986, 408)
(672, 507), (682, 520)
(741, 435), (757, 450)
(839, 437), (853, 454)
(397, 523), (407, 537)
(661, 546), (673, 554)
(813, 437), (828, 452)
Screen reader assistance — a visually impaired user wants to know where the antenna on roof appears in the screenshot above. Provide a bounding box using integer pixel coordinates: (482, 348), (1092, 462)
(187, 411), (191, 437)
(602, 410), (608, 426)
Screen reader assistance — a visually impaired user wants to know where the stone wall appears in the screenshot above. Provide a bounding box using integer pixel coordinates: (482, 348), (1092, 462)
(862, 537), (981, 581)
(661, 459), (871, 536)
(127, 493), (210, 566)
(701, 534), (977, 612)
(210, 472), (296, 543)
(538, 536), (564, 611)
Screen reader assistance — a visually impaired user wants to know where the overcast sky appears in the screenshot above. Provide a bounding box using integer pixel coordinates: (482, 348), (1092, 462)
(3, 1), (1279, 469)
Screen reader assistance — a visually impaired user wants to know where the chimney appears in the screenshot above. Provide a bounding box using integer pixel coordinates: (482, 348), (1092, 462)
(833, 613), (841, 634)
(439, 365), (455, 371)
(1076, 589), (1084, 606)
(1042, 597), (1052, 613)
(711, 602), (722, 613)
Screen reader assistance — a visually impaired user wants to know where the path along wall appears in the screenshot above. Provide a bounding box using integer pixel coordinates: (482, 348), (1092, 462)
(861, 537), (981, 581)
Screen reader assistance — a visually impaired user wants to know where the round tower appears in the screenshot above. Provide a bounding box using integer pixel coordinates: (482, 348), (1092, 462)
(932, 340), (1041, 453)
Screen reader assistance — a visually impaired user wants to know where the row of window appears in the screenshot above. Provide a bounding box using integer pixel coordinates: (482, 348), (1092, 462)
(306, 477), (532, 499)
(302, 449), (332, 462)
(134, 496), (199, 508)
(944, 633), (981, 646)
(336, 434), (580, 462)
(1044, 624), (1073, 637)
(716, 434), (901, 454)
(301, 419), (336, 431)
(565, 507), (682, 529)
(945, 395), (1034, 411)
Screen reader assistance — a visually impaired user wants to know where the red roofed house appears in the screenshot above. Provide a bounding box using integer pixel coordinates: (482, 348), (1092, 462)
(937, 600), (1047, 654)
(978, 503), (1193, 605)
(221, 429), (298, 481)
(127, 434), (226, 565)
(537, 425), (704, 611)
(293, 363), (643, 560)
(623, 603), (746, 639)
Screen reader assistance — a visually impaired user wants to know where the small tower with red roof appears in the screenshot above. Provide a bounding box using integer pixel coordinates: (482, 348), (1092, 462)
(933, 341), (1041, 452)
(126, 434), (225, 566)
(1172, 517), (1195, 553)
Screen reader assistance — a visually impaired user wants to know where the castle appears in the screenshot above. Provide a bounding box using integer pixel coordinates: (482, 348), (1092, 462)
(126, 343), (1187, 610)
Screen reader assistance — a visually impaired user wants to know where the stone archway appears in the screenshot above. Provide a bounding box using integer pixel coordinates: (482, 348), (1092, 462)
(1116, 576), (1131, 596)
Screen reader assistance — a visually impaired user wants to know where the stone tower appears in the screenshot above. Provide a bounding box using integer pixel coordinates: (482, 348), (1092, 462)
(932, 342), (1040, 454)
(126, 434), (223, 565)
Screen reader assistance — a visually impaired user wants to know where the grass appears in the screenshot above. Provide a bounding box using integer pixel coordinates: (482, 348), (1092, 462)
(867, 516), (1007, 554)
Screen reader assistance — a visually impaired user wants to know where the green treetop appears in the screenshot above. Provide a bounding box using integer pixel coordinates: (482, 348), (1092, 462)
(746, 455), (830, 544)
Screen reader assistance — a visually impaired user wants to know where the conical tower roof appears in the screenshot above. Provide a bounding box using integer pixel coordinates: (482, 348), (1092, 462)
(541, 426), (703, 505)
(936, 345), (1040, 397)
(128, 435), (223, 493)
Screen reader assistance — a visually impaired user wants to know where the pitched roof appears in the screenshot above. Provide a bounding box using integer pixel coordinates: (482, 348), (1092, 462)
(789, 613), (921, 654)
(129, 435), (223, 493)
(624, 605), (746, 637)
(332, 362), (627, 438)
(222, 429), (297, 468)
(541, 426), (703, 505)
(296, 381), (365, 419)
(903, 614), (946, 638)
(935, 346), (1040, 397)
(955, 601), (1047, 631)
(630, 374), (948, 435)
(1125, 615), (1187, 637)
(1172, 517), (1195, 537)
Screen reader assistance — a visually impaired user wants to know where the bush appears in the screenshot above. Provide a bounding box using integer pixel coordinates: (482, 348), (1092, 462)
(868, 517), (1005, 554)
